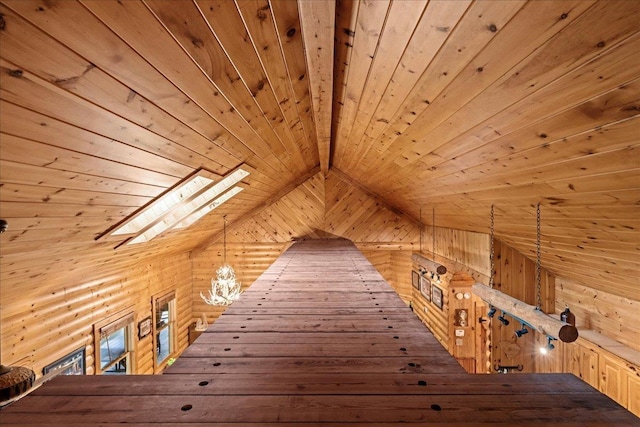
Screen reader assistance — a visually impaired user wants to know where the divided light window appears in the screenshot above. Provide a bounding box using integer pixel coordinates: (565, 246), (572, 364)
(153, 292), (176, 370)
(94, 311), (134, 375)
(105, 167), (248, 246)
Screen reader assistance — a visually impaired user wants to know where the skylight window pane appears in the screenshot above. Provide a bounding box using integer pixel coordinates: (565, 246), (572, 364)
(174, 187), (243, 229)
(127, 185), (242, 245)
(112, 175), (214, 235)
(122, 168), (248, 245)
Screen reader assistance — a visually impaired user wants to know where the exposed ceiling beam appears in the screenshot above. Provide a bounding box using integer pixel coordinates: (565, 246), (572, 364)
(191, 166), (322, 257)
(329, 167), (424, 230)
(298, 0), (335, 174)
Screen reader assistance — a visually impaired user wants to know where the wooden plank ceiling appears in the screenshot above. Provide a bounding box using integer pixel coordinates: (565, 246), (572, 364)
(3, 239), (637, 425)
(0, 1), (638, 299)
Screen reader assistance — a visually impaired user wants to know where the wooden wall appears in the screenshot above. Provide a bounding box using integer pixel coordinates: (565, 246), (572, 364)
(324, 171), (420, 245)
(556, 277), (640, 353)
(1, 252), (193, 376)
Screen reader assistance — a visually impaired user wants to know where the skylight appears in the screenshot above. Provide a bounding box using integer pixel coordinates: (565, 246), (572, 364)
(107, 167), (249, 246)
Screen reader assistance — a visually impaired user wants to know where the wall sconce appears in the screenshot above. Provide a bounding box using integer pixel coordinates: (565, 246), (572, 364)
(515, 324), (529, 338)
(540, 336), (556, 355)
(497, 311), (510, 326)
(419, 267), (442, 285)
(487, 307), (496, 318)
(417, 258), (447, 276)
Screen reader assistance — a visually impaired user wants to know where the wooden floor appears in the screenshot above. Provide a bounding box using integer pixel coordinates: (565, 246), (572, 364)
(1, 239), (636, 425)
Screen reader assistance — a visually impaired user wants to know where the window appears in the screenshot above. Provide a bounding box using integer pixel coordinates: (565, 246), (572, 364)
(101, 167), (248, 247)
(153, 292), (176, 370)
(94, 310), (134, 375)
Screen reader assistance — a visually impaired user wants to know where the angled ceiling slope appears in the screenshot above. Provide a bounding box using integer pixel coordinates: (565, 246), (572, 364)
(0, 1), (638, 302)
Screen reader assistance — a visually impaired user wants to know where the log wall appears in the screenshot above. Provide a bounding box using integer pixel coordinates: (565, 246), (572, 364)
(1, 252), (193, 377)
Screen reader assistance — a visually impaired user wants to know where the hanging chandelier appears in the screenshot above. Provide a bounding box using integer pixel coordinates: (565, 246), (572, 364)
(200, 216), (241, 306)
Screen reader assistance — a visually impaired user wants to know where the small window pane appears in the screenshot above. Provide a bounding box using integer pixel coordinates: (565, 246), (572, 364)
(103, 357), (127, 375)
(156, 302), (169, 328)
(156, 328), (170, 365)
(100, 327), (127, 370)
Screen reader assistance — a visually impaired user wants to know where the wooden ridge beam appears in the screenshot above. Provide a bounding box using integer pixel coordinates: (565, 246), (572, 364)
(298, 0), (335, 173)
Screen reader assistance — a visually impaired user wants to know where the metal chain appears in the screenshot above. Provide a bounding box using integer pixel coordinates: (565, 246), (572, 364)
(432, 207), (435, 261)
(489, 205), (494, 288)
(419, 207), (422, 254)
(223, 215), (227, 264)
(535, 203), (542, 310)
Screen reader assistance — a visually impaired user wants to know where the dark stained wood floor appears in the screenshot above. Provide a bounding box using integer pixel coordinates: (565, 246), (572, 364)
(1, 239), (637, 425)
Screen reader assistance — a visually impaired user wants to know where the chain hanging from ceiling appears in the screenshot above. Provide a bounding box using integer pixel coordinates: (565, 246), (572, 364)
(201, 216), (242, 306)
(535, 202), (543, 311)
(489, 204), (495, 289)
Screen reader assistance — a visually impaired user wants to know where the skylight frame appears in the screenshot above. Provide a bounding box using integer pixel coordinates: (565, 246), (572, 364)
(103, 166), (249, 247)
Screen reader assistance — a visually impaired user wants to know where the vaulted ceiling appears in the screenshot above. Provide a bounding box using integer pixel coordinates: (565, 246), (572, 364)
(0, 1), (638, 299)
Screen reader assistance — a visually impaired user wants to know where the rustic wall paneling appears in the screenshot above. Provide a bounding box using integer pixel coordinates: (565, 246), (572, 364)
(359, 249), (413, 304)
(1, 252), (192, 377)
(556, 277), (640, 352)
(549, 335), (640, 417)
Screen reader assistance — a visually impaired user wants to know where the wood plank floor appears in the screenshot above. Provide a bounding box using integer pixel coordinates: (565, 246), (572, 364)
(1, 239), (637, 425)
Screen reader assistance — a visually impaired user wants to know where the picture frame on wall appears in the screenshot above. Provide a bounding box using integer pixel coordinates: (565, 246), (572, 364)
(138, 316), (152, 339)
(431, 285), (443, 310)
(411, 270), (420, 290)
(43, 347), (85, 376)
(419, 275), (431, 301)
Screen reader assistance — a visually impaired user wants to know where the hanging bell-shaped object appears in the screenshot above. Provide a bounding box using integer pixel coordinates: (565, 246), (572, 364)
(560, 306), (576, 326)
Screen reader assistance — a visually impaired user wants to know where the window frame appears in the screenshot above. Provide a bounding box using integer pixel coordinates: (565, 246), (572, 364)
(93, 308), (135, 375)
(152, 291), (177, 372)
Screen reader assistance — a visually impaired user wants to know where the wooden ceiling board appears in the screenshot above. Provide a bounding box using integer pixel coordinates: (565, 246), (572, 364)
(1, 0), (638, 307)
(0, 5), (235, 174)
(346, 0), (598, 180)
(342, 0), (470, 172)
(233, 0), (318, 164)
(268, 0), (320, 158)
(343, 0), (527, 173)
(388, 2), (640, 171)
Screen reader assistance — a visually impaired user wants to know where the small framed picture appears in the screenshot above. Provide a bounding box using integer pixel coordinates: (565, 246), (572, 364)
(138, 317), (152, 339)
(412, 270), (420, 290)
(43, 347), (85, 376)
(432, 285), (443, 310)
(420, 276), (431, 301)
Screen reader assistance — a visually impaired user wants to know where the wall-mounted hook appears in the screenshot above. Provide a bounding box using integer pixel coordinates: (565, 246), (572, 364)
(494, 364), (524, 373)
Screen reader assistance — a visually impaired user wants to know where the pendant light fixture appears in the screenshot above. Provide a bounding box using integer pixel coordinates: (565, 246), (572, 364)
(472, 204), (578, 344)
(200, 216), (242, 306)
